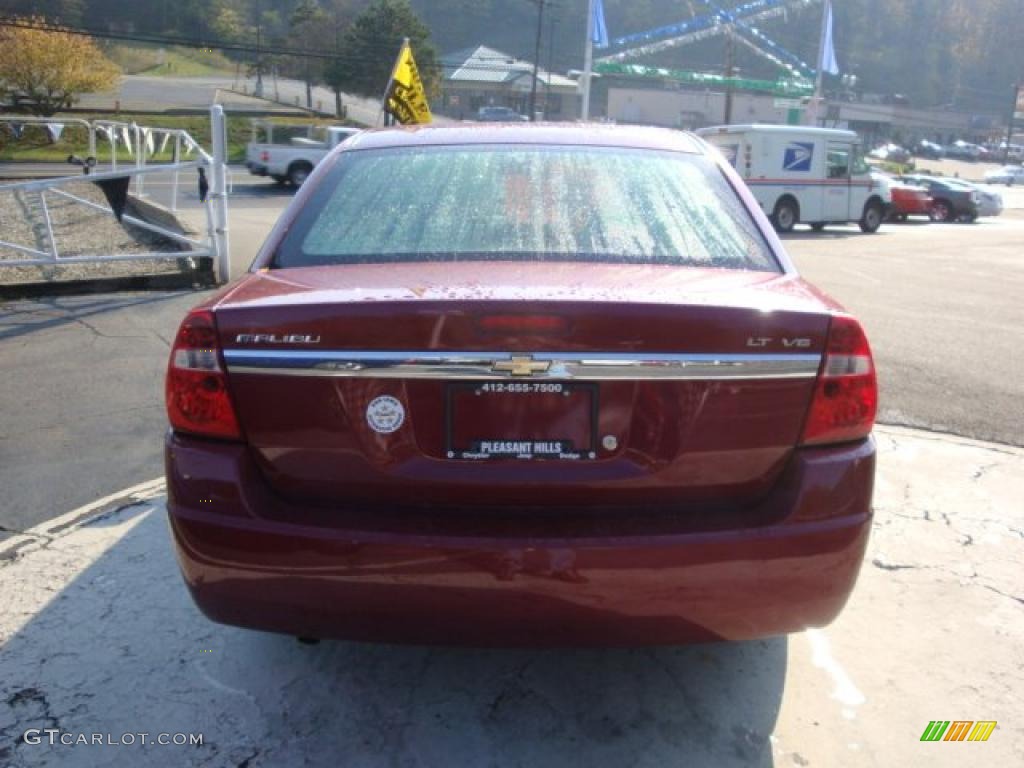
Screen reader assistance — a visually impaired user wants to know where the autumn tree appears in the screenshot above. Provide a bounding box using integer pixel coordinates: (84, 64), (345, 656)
(0, 17), (120, 116)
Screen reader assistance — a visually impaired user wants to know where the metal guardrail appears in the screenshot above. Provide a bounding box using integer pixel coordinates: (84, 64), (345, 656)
(0, 106), (230, 282)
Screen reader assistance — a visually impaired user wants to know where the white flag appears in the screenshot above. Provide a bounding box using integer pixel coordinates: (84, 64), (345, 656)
(7, 123), (24, 140)
(120, 126), (133, 155)
(45, 123), (65, 143)
(158, 132), (171, 155)
(818, 0), (840, 76)
(143, 128), (155, 157)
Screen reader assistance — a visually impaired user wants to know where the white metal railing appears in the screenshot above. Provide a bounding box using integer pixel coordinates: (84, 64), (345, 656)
(0, 106), (230, 282)
(0, 116), (212, 212)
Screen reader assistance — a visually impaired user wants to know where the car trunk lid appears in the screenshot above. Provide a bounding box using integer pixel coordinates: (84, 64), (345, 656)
(215, 263), (832, 510)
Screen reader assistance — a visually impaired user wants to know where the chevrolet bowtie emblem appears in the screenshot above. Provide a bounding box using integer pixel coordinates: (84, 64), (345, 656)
(492, 356), (551, 377)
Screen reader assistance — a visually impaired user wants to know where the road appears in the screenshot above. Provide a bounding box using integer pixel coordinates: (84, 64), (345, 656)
(75, 74), (391, 126)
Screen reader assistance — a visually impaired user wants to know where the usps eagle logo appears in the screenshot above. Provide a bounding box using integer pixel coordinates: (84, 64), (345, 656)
(783, 142), (814, 172)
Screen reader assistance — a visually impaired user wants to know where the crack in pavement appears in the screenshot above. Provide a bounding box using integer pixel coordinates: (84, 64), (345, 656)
(871, 557), (1024, 606)
(870, 558), (916, 572)
(2, 687), (61, 748)
(68, 315), (150, 341)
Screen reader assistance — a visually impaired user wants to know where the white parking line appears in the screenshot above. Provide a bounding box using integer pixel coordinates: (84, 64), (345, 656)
(806, 628), (866, 720)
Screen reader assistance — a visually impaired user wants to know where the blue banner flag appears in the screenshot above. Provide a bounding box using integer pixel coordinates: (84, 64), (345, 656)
(818, 0), (839, 75)
(592, 0), (609, 49)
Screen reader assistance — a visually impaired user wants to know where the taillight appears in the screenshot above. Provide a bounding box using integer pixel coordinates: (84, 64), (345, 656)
(801, 315), (877, 446)
(166, 309), (241, 440)
(260, 150), (270, 162)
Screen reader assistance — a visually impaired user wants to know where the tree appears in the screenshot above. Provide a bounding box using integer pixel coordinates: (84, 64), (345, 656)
(326, 0), (439, 101)
(0, 17), (120, 116)
(209, 1), (251, 45)
(289, 0), (331, 108)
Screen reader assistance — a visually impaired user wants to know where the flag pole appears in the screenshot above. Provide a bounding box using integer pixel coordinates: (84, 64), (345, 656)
(581, 0), (595, 121)
(378, 37), (410, 127)
(807, 0), (830, 127)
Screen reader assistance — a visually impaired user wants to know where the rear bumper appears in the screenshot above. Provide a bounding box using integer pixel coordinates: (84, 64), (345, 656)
(165, 433), (875, 647)
(245, 161), (268, 176)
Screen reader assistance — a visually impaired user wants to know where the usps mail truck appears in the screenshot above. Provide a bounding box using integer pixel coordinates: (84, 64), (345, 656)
(696, 125), (886, 234)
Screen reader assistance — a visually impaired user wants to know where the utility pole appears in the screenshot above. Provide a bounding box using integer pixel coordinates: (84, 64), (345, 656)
(545, 12), (559, 119)
(254, 25), (264, 98)
(333, 9), (343, 118)
(1007, 83), (1021, 163)
(723, 26), (735, 125)
(528, 0), (547, 121)
(581, 0), (595, 120)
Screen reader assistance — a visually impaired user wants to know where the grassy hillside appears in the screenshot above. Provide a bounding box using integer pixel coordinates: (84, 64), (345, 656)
(103, 43), (235, 78)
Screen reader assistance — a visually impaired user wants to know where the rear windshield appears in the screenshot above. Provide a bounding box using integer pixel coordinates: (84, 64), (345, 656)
(272, 145), (778, 272)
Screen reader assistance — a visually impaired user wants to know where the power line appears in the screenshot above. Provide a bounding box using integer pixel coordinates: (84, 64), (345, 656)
(0, 16), (566, 76)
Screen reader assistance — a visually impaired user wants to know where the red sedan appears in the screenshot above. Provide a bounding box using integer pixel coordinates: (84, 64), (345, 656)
(165, 125), (877, 646)
(888, 182), (933, 221)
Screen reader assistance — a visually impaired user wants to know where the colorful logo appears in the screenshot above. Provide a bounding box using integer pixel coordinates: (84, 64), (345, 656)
(719, 143), (740, 168)
(920, 721), (997, 742)
(783, 142), (814, 172)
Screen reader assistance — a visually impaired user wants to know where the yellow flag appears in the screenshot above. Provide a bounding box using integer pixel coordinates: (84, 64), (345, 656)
(385, 41), (432, 125)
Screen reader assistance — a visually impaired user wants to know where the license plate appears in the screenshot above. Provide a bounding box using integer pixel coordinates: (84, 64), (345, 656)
(446, 382), (596, 461)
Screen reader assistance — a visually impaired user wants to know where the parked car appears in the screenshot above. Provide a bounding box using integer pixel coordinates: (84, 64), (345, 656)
(944, 140), (984, 162)
(873, 173), (932, 221)
(898, 174), (980, 222)
(915, 140), (945, 160)
(246, 126), (361, 187)
(868, 143), (913, 165)
(165, 124), (878, 646)
(941, 179), (1003, 217)
(476, 106), (529, 122)
(984, 165), (1024, 186)
(996, 143), (1024, 162)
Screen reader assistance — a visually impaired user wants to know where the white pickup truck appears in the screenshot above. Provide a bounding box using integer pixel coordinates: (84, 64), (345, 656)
(245, 125), (361, 187)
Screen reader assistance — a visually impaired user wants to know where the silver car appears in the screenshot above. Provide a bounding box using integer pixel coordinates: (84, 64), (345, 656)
(984, 166), (1024, 186)
(944, 180), (1003, 217)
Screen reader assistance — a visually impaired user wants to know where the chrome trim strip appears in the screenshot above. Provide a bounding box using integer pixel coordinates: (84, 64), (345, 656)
(223, 350), (821, 381)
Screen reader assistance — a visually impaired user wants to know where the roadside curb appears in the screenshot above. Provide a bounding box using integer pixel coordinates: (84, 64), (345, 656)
(0, 477), (165, 567)
(874, 423), (1024, 455)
